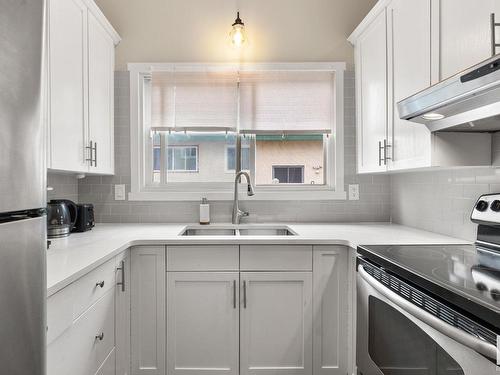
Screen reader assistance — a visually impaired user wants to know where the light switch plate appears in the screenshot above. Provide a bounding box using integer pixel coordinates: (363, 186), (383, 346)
(348, 184), (359, 200)
(115, 184), (126, 201)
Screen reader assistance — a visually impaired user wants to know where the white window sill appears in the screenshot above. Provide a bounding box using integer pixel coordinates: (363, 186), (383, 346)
(128, 189), (347, 201)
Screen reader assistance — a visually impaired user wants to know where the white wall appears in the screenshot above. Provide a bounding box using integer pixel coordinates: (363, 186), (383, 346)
(95, 0), (377, 70)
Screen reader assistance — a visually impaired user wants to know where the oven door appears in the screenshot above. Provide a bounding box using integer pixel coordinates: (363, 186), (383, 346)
(357, 263), (498, 375)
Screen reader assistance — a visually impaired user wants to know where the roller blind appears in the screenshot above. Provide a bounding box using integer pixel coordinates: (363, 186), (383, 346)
(151, 71), (238, 132)
(238, 71), (334, 134)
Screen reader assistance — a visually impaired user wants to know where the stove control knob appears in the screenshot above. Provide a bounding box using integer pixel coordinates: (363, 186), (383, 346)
(475, 200), (489, 212)
(491, 200), (500, 212)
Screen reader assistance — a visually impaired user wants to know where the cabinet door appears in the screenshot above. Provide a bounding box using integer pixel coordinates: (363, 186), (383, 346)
(438, 0), (499, 80)
(47, 0), (88, 172)
(116, 251), (131, 375)
(355, 9), (388, 173)
(388, 0), (432, 171)
(88, 11), (115, 174)
(240, 272), (312, 375)
(167, 272), (239, 375)
(131, 246), (165, 375)
(312, 247), (348, 375)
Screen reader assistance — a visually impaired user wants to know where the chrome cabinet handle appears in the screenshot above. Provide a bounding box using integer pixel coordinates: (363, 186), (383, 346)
(383, 139), (392, 164)
(243, 280), (247, 308)
(378, 141), (384, 166)
(233, 280), (237, 309)
(93, 142), (97, 167)
(95, 332), (104, 341)
(491, 13), (500, 56)
(85, 141), (94, 166)
(96, 281), (105, 288)
(117, 261), (125, 292)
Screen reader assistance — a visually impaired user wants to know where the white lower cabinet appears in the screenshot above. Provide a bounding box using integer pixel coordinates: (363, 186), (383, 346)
(312, 247), (348, 375)
(126, 244), (350, 375)
(47, 250), (130, 375)
(239, 272), (313, 375)
(116, 251), (132, 375)
(166, 272), (240, 375)
(47, 289), (115, 375)
(131, 246), (166, 375)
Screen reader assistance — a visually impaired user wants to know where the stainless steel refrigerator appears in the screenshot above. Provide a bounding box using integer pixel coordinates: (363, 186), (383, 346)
(0, 0), (47, 374)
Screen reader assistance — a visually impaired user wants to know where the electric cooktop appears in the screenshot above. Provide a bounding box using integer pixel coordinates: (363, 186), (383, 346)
(357, 243), (500, 330)
(359, 193), (500, 332)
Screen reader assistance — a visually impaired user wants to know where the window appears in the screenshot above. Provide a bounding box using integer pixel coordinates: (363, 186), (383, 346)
(167, 146), (198, 172)
(129, 63), (346, 200)
(272, 166), (304, 184)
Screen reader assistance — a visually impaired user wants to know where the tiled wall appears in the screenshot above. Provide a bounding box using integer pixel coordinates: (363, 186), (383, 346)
(78, 71), (392, 223)
(391, 168), (500, 241)
(47, 172), (79, 203)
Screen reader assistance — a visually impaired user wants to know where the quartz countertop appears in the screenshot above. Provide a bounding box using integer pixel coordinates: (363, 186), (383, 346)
(47, 222), (470, 296)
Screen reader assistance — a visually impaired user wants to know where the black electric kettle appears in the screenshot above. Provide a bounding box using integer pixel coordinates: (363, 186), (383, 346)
(47, 199), (78, 238)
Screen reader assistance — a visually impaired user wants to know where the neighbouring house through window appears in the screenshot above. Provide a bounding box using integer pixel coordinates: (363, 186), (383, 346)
(129, 63), (346, 200)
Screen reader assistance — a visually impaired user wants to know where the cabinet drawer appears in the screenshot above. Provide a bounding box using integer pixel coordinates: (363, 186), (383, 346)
(47, 285), (74, 345)
(72, 257), (116, 319)
(167, 245), (239, 271)
(240, 245), (312, 271)
(47, 289), (115, 375)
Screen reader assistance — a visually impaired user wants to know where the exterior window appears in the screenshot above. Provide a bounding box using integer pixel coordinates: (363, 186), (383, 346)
(226, 145), (250, 172)
(272, 166), (304, 184)
(167, 146), (198, 172)
(129, 63), (346, 201)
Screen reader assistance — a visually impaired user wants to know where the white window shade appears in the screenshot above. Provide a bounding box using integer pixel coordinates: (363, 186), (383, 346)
(239, 71), (334, 135)
(151, 71), (239, 132)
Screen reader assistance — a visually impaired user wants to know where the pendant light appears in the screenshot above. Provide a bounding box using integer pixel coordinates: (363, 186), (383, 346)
(229, 12), (247, 48)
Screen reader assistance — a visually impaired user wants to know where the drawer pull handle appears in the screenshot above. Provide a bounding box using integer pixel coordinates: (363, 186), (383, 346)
(95, 332), (104, 341)
(117, 260), (125, 292)
(96, 281), (105, 288)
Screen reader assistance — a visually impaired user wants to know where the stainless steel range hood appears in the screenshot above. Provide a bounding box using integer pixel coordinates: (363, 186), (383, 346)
(397, 55), (500, 132)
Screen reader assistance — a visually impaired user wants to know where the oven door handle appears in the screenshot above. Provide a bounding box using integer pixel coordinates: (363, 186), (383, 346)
(358, 264), (498, 361)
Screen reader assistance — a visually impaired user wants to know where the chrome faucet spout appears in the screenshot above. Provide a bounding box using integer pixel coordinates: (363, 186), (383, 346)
(232, 171), (255, 224)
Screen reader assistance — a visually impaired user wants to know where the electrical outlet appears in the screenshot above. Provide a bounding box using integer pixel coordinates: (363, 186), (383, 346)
(348, 184), (359, 200)
(115, 184), (126, 201)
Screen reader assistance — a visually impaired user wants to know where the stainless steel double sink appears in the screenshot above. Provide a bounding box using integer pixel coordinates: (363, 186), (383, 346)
(180, 225), (297, 236)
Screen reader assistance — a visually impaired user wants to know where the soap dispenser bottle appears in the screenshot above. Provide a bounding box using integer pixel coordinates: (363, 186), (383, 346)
(200, 197), (210, 224)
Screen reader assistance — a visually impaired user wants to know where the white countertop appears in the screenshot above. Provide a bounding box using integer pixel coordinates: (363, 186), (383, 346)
(47, 222), (470, 296)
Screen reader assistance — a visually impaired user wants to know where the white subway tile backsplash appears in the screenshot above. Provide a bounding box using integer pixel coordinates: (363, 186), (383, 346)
(391, 167), (500, 241)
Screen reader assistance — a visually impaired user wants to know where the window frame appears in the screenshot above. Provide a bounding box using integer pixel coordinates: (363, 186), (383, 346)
(272, 165), (305, 184)
(167, 145), (199, 173)
(128, 62), (346, 201)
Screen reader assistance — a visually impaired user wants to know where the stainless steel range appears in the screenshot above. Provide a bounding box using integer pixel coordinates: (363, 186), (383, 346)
(356, 194), (500, 375)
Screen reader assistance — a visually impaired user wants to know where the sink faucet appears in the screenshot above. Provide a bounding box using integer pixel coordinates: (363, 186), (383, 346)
(232, 171), (255, 224)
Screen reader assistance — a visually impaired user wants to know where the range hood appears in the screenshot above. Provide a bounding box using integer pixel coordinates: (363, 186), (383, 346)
(398, 55), (500, 132)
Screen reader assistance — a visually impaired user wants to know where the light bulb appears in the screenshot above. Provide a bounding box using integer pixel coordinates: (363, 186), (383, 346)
(230, 12), (247, 48)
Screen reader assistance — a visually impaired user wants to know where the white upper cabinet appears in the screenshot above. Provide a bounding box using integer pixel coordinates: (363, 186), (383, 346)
(46, 0), (119, 175)
(88, 11), (115, 174)
(355, 8), (388, 173)
(388, 0), (432, 170)
(47, 0), (88, 173)
(349, 0), (493, 173)
(438, 0), (500, 80)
